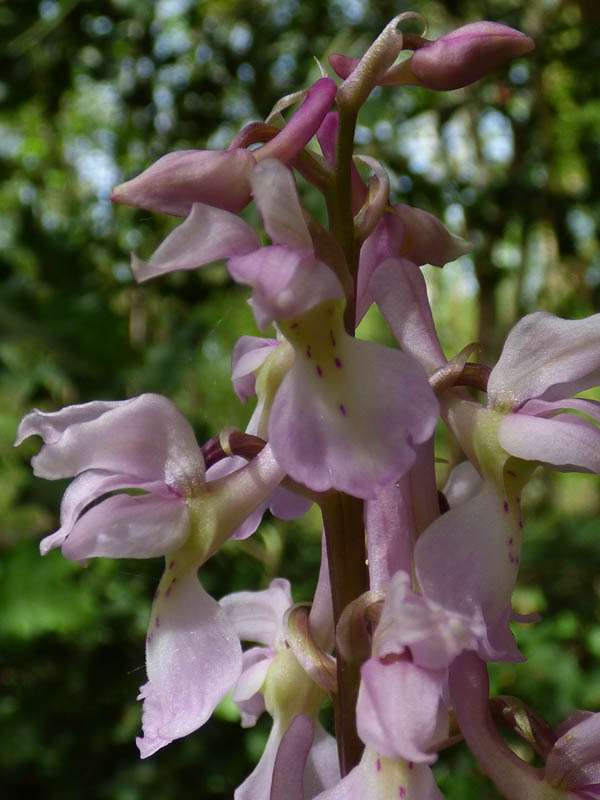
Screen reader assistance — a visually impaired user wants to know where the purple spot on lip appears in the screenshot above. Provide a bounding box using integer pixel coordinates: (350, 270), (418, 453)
(306, 345), (312, 359)
(155, 617), (160, 628)
(334, 357), (342, 368)
(519, 519), (524, 529)
(507, 469), (517, 477)
(290, 322), (299, 329)
(339, 403), (346, 416)
(329, 329), (336, 346)
(168, 560), (175, 569)
(408, 762), (414, 770)
(316, 365), (323, 377)
(503, 501), (509, 513)
(376, 758), (381, 772)
(508, 537), (513, 545)
(399, 787), (406, 798)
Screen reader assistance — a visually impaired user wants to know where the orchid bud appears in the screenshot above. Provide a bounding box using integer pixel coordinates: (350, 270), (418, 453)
(407, 21), (535, 91)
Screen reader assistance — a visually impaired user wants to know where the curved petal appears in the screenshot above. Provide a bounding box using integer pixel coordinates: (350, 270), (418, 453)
(270, 714), (315, 800)
(375, 571), (486, 670)
(233, 648), (273, 703)
(228, 246), (344, 331)
(519, 397), (600, 425)
(40, 469), (170, 555)
(313, 748), (444, 800)
(414, 480), (522, 661)
(220, 578), (293, 647)
(256, 77), (337, 164)
(270, 308), (439, 498)
(110, 148), (256, 216)
(302, 721), (341, 799)
(356, 218), (406, 324)
(250, 159), (312, 249)
(231, 335), (279, 403)
(442, 460), (483, 508)
(18, 394), (205, 490)
(61, 493), (189, 562)
(498, 413), (600, 474)
(390, 204), (471, 267)
(137, 567), (242, 758)
(357, 658), (447, 763)
(370, 258), (446, 376)
(488, 311), (600, 408)
(132, 202), (260, 282)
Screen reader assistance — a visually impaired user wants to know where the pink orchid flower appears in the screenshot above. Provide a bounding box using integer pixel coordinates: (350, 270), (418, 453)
(15, 394), (285, 757)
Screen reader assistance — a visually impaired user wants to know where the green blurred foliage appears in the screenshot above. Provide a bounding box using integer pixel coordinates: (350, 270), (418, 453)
(1, 0), (599, 797)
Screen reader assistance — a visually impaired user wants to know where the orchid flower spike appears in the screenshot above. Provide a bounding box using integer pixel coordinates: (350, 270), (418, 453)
(15, 394), (286, 757)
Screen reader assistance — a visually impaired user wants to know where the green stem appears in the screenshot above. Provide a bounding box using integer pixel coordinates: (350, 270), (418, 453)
(330, 105), (359, 334)
(321, 491), (368, 776)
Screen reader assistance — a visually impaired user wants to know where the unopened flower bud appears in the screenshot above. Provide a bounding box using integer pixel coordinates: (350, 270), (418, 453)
(407, 21), (535, 91)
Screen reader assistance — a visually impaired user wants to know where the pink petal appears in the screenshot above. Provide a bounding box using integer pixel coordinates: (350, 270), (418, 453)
(414, 481), (522, 661)
(442, 461), (483, 508)
(233, 649), (269, 727)
(256, 77), (337, 164)
(132, 202), (260, 282)
(375, 571), (486, 671)
(61, 493), (189, 562)
(40, 469), (170, 555)
(227, 246), (344, 331)
(369, 257), (446, 375)
(488, 311), (600, 407)
(270, 314), (438, 498)
(356, 217), (406, 324)
(250, 159), (312, 249)
(270, 714), (315, 800)
(390, 204), (471, 266)
(357, 658), (447, 763)
(231, 335), (278, 403)
(110, 148), (256, 216)
(232, 648), (272, 704)
(18, 394), (205, 490)
(137, 567), (242, 758)
(313, 748), (444, 800)
(498, 413), (600, 474)
(518, 397), (600, 425)
(220, 578), (293, 646)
